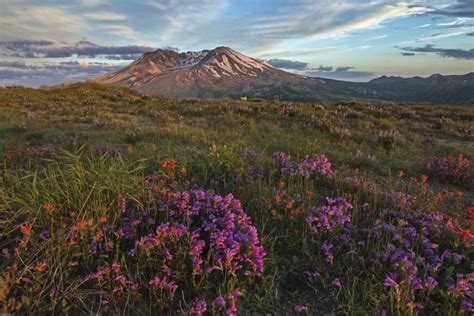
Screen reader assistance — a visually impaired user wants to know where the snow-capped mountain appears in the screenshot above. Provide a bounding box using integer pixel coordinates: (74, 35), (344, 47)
(93, 46), (316, 98)
(92, 47), (474, 103)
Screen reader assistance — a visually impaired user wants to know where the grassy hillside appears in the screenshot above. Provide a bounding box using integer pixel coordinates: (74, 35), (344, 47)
(0, 83), (472, 314)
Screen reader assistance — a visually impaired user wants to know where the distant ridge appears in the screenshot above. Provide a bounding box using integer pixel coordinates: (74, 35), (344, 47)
(92, 47), (474, 104)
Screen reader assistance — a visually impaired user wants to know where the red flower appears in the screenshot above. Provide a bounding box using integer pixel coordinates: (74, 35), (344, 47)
(21, 224), (32, 236)
(42, 203), (55, 212)
(466, 207), (474, 219)
(460, 229), (471, 241)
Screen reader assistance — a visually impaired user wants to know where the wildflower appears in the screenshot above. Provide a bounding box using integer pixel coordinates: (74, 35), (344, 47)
(424, 276), (438, 290)
(118, 196), (126, 213)
(189, 300), (207, 315)
(460, 229), (472, 241)
(161, 159), (177, 172)
(286, 199), (295, 209)
(214, 296), (226, 309)
(306, 191), (315, 199)
(332, 278), (342, 288)
(42, 203), (55, 212)
(398, 170), (405, 177)
(111, 262), (120, 272)
(21, 224), (32, 236)
(466, 207), (474, 219)
(227, 290), (242, 299)
(273, 151), (333, 178)
(180, 166), (187, 175)
(35, 260), (48, 272)
(306, 197), (352, 235)
(99, 299), (109, 305)
(75, 220), (91, 230)
(411, 277), (424, 290)
(383, 275), (398, 287)
(99, 215), (108, 223)
(295, 304), (308, 313)
(376, 309), (387, 316)
(423, 154), (472, 181)
(421, 175), (428, 183)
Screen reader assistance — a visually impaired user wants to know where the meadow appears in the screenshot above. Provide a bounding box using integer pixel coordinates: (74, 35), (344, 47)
(0, 83), (472, 315)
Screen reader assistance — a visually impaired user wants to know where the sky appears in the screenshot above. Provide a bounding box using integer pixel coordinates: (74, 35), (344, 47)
(0, 0), (473, 86)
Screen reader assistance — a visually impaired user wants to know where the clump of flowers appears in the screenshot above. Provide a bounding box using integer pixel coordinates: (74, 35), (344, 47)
(4, 145), (56, 168)
(308, 207), (473, 314)
(281, 105), (298, 116)
(84, 184), (265, 312)
(306, 197), (352, 235)
(3, 163), (265, 314)
(329, 126), (352, 139)
(423, 154), (472, 182)
(273, 152), (333, 178)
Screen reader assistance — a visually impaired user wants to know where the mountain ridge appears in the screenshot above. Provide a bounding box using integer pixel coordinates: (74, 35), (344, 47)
(91, 47), (474, 104)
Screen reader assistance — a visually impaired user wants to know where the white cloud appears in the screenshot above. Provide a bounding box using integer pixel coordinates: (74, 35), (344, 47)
(0, 3), (86, 41)
(417, 31), (465, 41)
(97, 24), (137, 38)
(414, 23), (431, 29)
(144, 0), (231, 41)
(251, 1), (432, 55)
(368, 35), (388, 40)
(83, 12), (127, 21)
(80, 0), (106, 7)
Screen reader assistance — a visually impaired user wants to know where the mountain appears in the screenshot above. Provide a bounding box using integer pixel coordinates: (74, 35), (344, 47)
(367, 73), (474, 104)
(92, 47), (474, 103)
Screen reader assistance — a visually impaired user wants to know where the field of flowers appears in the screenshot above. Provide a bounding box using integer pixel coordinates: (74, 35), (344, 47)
(0, 83), (472, 314)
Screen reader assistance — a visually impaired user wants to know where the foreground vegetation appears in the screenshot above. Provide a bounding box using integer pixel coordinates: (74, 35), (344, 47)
(0, 83), (472, 314)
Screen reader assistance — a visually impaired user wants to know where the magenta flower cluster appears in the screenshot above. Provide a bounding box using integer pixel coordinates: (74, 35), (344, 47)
(317, 207), (473, 313)
(273, 151), (333, 178)
(306, 197), (352, 235)
(79, 183), (265, 313)
(423, 154), (472, 181)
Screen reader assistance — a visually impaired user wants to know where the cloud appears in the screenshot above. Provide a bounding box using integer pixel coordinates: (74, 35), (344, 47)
(266, 59), (309, 70)
(0, 3), (87, 42)
(335, 66), (355, 72)
(313, 65), (334, 72)
(432, 0), (474, 18)
(105, 54), (142, 60)
(0, 59), (122, 87)
(144, 0), (231, 42)
(466, 32), (474, 36)
(305, 69), (375, 81)
(0, 40), (155, 59)
(247, 1), (432, 54)
(398, 44), (474, 60)
(0, 2), (138, 42)
(413, 23), (431, 29)
(83, 12), (127, 21)
(263, 56), (374, 81)
(368, 35), (388, 41)
(401, 52), (416, 56)
(415, 31), (465, 41)
(0, 60), (27, 68)
(436, 17), (474, 30)
(301, 64), (374, 81)
(80, 0), (106, 7)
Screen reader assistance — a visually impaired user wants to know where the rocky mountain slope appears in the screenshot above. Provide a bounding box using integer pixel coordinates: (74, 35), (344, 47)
(93, 47), (473, 103)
